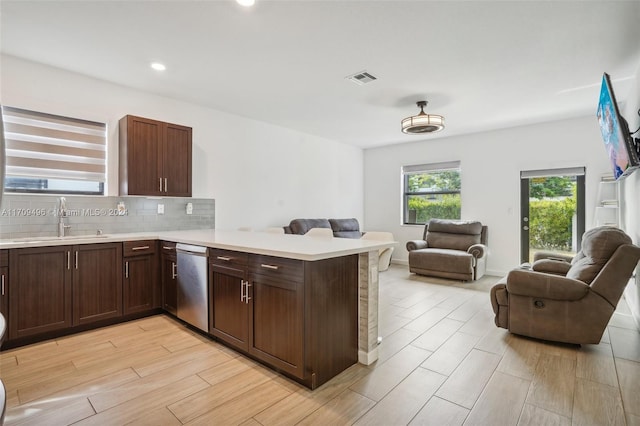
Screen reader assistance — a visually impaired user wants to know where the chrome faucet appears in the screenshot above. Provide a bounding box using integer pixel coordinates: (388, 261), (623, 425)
(57, 197), (71, 237)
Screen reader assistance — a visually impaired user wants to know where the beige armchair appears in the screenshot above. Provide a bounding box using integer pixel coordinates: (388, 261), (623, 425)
(406, 219), (488, 281)
(490, 226), (640, 345)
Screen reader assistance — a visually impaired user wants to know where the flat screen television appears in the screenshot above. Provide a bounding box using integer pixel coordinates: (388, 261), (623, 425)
(596, 72), (640, 180)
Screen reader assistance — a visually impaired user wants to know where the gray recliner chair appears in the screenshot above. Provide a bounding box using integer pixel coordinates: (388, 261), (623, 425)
(406, 219), (488, 281)
(490, 226), (640, 345)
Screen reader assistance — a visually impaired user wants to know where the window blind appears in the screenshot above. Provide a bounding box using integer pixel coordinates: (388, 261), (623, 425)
(2, 106), (106, 182)
(402, 161), (461, 175)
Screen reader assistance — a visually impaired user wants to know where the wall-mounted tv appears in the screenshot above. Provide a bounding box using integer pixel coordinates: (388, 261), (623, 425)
(596, 72), (640, 180)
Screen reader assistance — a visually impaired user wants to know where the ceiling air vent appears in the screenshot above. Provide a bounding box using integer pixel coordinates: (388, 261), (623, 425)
(346, 71), (377, 85)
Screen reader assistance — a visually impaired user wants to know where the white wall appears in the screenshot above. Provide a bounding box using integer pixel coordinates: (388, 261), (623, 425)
(0, 55), (363, 231)
(620, 63), (640, 327)
(364, 116), (612, 276)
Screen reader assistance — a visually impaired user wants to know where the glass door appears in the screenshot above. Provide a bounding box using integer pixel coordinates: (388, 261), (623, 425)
(520, 168), (585, 264)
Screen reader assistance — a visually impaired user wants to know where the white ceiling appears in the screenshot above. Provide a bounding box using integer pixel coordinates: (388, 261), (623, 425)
(1, 1), (639, 149)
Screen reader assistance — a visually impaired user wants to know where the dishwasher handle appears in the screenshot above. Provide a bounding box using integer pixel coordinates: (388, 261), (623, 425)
(176, 243), (209, 257)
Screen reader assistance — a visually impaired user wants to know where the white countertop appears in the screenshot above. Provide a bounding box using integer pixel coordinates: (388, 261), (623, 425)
(0, 229), (397, 261)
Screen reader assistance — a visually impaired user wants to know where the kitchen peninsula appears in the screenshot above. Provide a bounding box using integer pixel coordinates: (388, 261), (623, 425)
(0, 229), (395, 389)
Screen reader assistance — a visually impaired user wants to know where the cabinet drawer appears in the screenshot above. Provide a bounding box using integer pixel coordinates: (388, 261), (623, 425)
(0, 250), (7, 267)
(210, 249), (248, 269)
(160, 241), (177, 256)
(123, 240), (157, 257)
(249, 255), (304, 282)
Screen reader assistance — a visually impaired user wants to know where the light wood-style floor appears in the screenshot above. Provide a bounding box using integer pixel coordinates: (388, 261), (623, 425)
(1, 264), (640, 425)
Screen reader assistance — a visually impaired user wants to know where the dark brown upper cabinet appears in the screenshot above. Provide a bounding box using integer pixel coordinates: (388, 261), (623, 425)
(119, 115), (192, 197)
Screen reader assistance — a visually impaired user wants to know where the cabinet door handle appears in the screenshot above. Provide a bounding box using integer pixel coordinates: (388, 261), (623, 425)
(164, 178), (168, 193)
(1, 275), (4, 296)
(75, 251), (79, 270)
(159, 177), (163, 192)
(163, 246), (174, 250)
(125, 261), (129, 278)
(217, 256), (231, 261)
(131, 246), (150, 251)
(260, 264), (279, 270)
(67, 251), (71, 270)
(240, 280), (246, 302)
(245, 282), (251, 303)
(172, 262), (177, 279)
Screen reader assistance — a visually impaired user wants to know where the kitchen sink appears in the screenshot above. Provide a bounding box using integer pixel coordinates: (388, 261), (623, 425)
(6, 234), (110, 243)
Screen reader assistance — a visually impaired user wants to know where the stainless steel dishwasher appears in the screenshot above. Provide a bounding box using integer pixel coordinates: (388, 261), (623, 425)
(176, 243), (209, 332)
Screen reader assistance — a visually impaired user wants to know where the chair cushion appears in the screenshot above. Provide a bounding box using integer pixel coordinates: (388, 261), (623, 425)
(566, 226), (633, 284)
(408, 248), (474, 273)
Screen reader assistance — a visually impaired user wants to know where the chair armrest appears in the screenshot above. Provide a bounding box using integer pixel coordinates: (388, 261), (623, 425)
(531, 259), (571, 276)
(467, 243), (487, 258)
(406, 240), (427, 251)
(505, 269), (589, 301)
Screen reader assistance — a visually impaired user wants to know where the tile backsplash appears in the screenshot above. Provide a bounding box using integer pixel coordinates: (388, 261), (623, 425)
(0, 194), (215, 240)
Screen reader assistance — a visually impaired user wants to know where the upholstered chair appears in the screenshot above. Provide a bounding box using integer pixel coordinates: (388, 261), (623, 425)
(490, 226), (640, 344)
(361, 231), (395, 272)
(406, 219), (488, 281)
(305, 228), (334, 238)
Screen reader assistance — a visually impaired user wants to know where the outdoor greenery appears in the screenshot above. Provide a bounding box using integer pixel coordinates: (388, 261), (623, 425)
(406, 169), (461, 223)
(529, 176), (576, 251)
(407, 194), (461, 223)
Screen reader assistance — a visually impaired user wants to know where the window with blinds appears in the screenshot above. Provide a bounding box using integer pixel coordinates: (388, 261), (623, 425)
(2, 106), (106, 195)
(402, 161), (461, 224)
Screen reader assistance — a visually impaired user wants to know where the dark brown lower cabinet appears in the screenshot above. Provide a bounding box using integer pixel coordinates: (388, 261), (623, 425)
(160, 241), (177, 315)
(209, 249), (249, 352)
(9, 245), (72, 339)
(0, 251), (8, 323)
(123, 241), (159, 315)
(73, 243), (123, 325)
(9, 243), (124, 340)
(209, 250), (359, 389)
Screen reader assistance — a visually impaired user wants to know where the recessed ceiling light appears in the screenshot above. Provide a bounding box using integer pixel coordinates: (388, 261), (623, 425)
(236, 0), (255, 7)
(150, 62), (166, 71)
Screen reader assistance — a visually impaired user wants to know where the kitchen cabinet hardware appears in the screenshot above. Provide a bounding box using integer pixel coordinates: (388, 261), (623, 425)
(217, 256), (232, 261)
(1, 274), (4, 296)
(125, 261), (129, 278)
(75, 251), (78, 270)
(260, 264), (279, 270)
(172, 262), (177, 280)
(131, 246), (150, 251)
(67, 251), (71, 270)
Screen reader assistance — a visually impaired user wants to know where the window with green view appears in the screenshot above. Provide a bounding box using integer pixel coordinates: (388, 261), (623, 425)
(402, 161), (461, 224)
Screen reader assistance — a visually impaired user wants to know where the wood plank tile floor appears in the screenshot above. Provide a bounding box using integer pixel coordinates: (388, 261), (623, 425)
(1, 264), (639, 425)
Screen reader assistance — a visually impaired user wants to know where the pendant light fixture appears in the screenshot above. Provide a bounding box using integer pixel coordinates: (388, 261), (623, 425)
(401, 101), (444, 134)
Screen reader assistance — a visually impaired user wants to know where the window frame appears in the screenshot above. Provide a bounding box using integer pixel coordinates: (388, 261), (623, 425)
(402, 161), (462, 225)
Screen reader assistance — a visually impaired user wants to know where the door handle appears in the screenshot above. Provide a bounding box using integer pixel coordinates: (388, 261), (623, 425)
(164, 178), (168, 193)
(125, 261), (129, 278)
(1, 274), (4, 296)
(75, 251), (79, 270)
(240, 280), (246, 302)
(172, 262), (177, 279)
